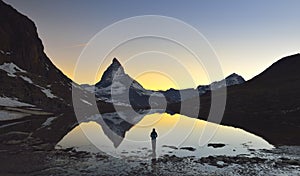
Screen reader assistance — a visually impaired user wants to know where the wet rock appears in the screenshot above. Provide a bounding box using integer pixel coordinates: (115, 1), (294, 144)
(69, 150), (91, 158)
(196, 155), (268, 168)
(278, 157), (300, 166)
(168, 155), (184, 162)
(180, 147), (196, 151)
(162, 145), (178, 150)
(157, 155), (184, 163)
(207, 143), (226, 148)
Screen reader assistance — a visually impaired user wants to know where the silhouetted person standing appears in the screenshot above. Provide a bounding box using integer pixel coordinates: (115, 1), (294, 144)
(150, 128), (158, 156)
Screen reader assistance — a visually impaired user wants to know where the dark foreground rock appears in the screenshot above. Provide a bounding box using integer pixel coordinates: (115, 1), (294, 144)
(207, 143), (226, 148)
(180, 147), (196, 151)
(0, 140), (299, 176)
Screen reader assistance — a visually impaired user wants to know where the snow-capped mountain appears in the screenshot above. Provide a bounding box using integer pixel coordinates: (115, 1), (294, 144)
(208, 73), (245, 90)
(196, 73), (245, 94)
(95, 58), (148, 96)
(162, 73), (245, 103)
(92, 58), (164, 109)
(86, 59), (246, 106)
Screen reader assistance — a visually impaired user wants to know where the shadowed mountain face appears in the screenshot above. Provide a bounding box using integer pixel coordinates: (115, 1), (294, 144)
(0, 1), (84, 146)
(0, 1), (73, 111)
(167, 54), (300, 145)
(0, 1), (122, 147)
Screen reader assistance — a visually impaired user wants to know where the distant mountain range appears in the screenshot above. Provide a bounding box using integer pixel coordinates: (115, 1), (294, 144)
(0, 0), (299, 147)
(83, 58), (245, 106)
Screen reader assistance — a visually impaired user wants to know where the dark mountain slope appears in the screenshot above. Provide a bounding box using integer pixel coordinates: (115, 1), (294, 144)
(0, 0), (73, 111)
(168, 54), (300, 145)
(0, 1), (82, 146)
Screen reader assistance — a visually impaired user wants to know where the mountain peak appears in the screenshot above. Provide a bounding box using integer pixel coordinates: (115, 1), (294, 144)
(109, 58), (123, 72)
(107, 57), (124, 72)
(112, 58), (121, 65)
(225, 73), (245, 86)
(95, 58), (125, 88)
(227, 73), (240, 78)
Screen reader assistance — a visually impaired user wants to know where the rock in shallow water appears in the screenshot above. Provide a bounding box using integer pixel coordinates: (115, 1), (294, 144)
(207, 143), (226, 148)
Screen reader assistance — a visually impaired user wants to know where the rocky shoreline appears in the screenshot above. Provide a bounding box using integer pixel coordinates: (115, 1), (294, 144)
(1, 139), (299, 176)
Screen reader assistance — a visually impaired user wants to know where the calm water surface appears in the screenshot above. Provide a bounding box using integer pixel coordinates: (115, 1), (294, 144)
(57, 112), (273, 159)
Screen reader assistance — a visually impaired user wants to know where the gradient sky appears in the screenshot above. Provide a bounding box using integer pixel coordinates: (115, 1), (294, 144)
(4, 0), (300, 90)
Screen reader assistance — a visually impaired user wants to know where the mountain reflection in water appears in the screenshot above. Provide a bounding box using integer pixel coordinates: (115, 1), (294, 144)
(57, 111), (273, 158)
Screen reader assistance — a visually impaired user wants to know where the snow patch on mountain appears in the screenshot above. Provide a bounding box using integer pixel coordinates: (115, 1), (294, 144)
(45, 63), (50, 71)
(41, 116), (58, 127)
(80, 99), (93, 106)
(20, 75), (33, 84)
(109, 81), (127, 95)
(0, 110), (29, 121)
(72, 83), (83, 90)
(209, 73), (245, 90)
(81, 84), (95, 93)
(102, 112), (124, 125)
(19, 75), (62, 100)
(0, 97), (35, 107)
(0, 62), (26, 77)
(41, 88), (57, 99)
(198, 73), (245, 93)
(84, 114), (102, 122)
(0, 50), (12, 55)
(131, 81), (144, 90)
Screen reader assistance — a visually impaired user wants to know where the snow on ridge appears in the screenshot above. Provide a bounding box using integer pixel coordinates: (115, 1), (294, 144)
(72, 83), (83, 90)
(0, 62), (26, 77)
(0, 110), (29, 121)
(20, 75), (33, 84)
(19, 75), (59, 99)
(41, 88), (57, 99)
(0, 62), (62, 101)
(131, 82), (144, 90)
(0, 97), (35, 107)
(41, 116), (58, 127)
(80, 99), (93, 106)
(18, 74), (61, 100)
(0, 50), (12, 55)
(82, 85), (96, 93)
(45, 63), (49, 71)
